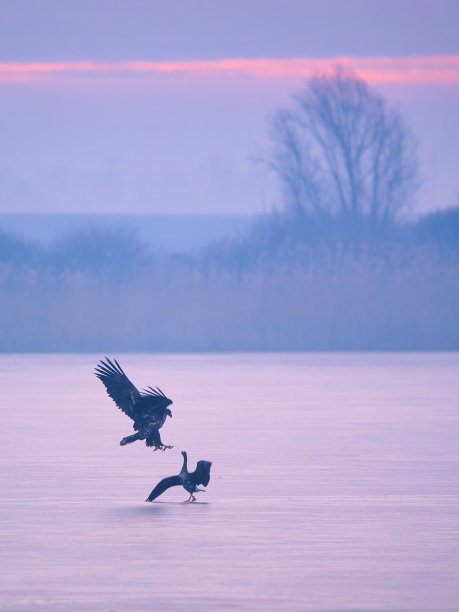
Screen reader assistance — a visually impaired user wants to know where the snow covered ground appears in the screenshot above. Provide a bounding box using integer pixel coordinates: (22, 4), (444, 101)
(1, 353), (458, 611)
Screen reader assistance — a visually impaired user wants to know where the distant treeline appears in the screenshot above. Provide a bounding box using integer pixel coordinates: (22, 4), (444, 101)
(1, 207), (458, 352)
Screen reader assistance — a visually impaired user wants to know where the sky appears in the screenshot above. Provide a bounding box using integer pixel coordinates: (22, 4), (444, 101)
(1, 0), (458, 216)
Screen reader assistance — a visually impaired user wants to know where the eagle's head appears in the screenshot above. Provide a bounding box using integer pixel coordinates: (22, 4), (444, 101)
(166, 408), (172, 418)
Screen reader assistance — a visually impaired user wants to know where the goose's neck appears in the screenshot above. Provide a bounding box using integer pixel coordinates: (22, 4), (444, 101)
(180, 452), (188, 475)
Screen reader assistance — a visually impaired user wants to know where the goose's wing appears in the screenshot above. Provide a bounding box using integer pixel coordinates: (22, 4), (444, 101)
(146, 476), (182, 501)
(193, 461), (212, 487)
(94, 357), (141, 419)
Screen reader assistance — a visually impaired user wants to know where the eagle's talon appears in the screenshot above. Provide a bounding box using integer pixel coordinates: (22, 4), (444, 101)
(156, 444), (173, 452)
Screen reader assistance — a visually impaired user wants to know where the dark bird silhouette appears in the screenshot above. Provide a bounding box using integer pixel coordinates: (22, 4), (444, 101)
(95, 357), (173, 451)
(146, 451), (212, 503)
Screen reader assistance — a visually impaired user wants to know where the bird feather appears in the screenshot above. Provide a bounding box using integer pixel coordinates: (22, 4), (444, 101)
(94, 357), (141, 419)
(192, 461), (212, 487)
(146, 475), (182, 501)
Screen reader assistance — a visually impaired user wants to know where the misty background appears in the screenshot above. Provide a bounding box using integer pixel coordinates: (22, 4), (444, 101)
(1, 71), (459, 352)
(1, 202), (458, 352)
(1, 1), (459, 353)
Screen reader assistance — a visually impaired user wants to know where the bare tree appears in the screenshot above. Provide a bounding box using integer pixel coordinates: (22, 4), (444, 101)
(269, 70), (419, 228)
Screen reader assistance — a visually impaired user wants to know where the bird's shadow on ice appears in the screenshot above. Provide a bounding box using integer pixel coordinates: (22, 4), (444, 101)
(149, 501), (209, 505)
(106, 501), (210, 520)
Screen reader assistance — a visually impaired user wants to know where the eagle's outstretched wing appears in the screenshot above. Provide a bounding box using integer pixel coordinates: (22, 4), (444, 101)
(94, 357), (141, 419)
(137, 386), (173, 418)
(193, 461), (212, 487)
(146, 476), (182, 501)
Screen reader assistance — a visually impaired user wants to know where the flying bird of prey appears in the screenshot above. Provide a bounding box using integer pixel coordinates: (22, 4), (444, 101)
(146, 451), (212, 503)
(95, 357), (173, 451)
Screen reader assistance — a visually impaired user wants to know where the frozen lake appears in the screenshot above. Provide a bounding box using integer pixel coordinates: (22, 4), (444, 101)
(1, 353), (458, 611)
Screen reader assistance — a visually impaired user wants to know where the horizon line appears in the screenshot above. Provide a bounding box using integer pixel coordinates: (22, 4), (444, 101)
(1, 55), (459, 85)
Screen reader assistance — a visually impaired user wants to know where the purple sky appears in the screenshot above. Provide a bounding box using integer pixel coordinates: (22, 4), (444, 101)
(1, 0), (458, 215)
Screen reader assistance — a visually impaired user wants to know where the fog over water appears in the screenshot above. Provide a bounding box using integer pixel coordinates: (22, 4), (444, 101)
(1, 70), (459, 353)
(0, 213), (251, 254)
(1, 208), (459, 353)
(1, 353), (458, 611)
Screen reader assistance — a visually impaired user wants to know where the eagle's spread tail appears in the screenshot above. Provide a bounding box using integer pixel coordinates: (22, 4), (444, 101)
(120, 432), (142, 446)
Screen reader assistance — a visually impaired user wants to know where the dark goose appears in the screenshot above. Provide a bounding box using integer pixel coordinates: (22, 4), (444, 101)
(146, 451), (212, 503)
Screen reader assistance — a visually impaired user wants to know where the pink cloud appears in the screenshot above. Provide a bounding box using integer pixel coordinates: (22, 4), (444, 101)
(1, 56), (459, 84)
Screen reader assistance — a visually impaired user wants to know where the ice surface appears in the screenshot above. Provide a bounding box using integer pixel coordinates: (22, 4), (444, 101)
(1, 353), (458, 611)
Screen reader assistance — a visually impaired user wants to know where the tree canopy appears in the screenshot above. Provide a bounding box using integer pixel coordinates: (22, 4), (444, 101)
(269, 70), (419, 230)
